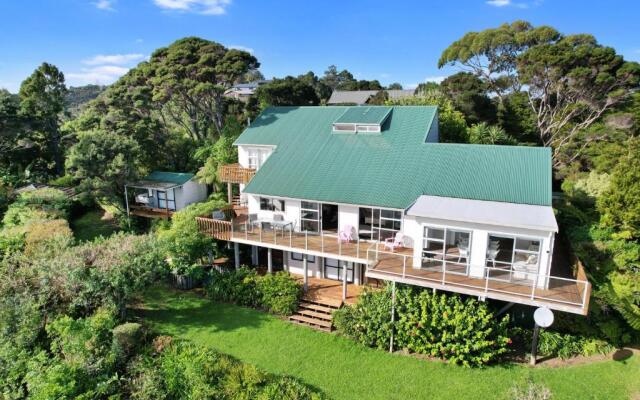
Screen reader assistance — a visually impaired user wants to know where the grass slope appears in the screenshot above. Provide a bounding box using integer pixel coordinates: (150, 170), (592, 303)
(139, 286), (640, 400)
(71, 209), (119, 242)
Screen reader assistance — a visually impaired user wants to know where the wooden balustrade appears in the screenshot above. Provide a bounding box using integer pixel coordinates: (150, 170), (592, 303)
(196, 217), (232, 240)
(218, 163), (256, 184)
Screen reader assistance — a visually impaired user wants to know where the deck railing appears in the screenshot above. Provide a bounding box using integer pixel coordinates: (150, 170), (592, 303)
(218, 163), (256, 184)
(366, 247), (590, 313)
(196, 216), (374, 260)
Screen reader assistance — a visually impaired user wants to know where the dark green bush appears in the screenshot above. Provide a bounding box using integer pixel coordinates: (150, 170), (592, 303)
(333, 287), (393, 350)
(127, 340), (325, 400)
(334, 285), (512, 367)
(516, 328), (613, 360)
(2, 188), (71, 227)
(257, 272), (303, 315)
(112, 322), (144, 363)
(205, 268), (302, 315)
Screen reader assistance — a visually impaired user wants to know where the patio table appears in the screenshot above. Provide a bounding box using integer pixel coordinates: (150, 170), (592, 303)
(257, 218), (293, 237)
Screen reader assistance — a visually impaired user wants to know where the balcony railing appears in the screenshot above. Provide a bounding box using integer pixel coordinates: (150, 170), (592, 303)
(195, 217), (406, 261)
(218, 163), (256, 184)
(365, 247), (591, 315)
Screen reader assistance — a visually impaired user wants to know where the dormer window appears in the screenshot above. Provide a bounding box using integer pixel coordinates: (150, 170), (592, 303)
(332, 106), (391, 134)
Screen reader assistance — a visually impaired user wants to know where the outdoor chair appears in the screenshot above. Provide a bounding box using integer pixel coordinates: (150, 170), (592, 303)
(384, 232), (406, 252)
(248, 213), (258, 232)
(338, 224), (355, 243)
(457, 245), (470, 263)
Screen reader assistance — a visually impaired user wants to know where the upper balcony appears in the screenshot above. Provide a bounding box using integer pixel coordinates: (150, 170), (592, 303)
(218, 163), (256, 184)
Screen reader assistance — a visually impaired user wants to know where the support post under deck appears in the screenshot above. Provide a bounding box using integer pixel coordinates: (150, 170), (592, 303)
(342, 262), (348, 302)
(303, 254), (308, 292)
(267, 248), (273, 274)
(234, 243), (240, 270)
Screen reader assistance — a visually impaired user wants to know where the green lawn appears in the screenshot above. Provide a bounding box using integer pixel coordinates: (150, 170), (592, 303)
(139, 286), (640, 400)
(71, 209), (119, 242)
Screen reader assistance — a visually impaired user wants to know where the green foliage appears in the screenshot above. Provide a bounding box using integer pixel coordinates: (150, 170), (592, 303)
(65, 128), (141, 208)
(385, 90), (468, 143)
(18, 62), (68, 176)
(195, 118), (244, 186)
(205, 267), (302, 315)
(256, 76), (320, 107)
(23, 218), (73, 256)
(467, 122), (516, 145)
(334, 285), (511, 367)
(157, 196), (227, 266)
(112, 322), (144, 363)
(128, 340), (325, 400)
(516, 328), (613, 360)
(256, 272), (303, 315)
(2, 187), (71, 227)
(598, 137), (640, 239)
(441, 72), (497, 125)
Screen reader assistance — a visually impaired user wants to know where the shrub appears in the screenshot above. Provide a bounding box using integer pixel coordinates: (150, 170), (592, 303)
(334, 285), (512, 367)
(112, 322), (144, 363)
(257, 272), (303, 315)
(333, 287), (393, 350)
(2, 188), (71, 227)
(517, 328), (614, 359)
(127, 340), (325, 400)
(206, 267), (261, 307)
(23, 218), (74, 256)
(205, 268), (303, 315)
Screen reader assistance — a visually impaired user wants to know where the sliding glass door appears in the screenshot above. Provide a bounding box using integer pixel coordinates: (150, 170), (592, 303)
(157, 190), (176, 211)
(358, 207), (402, 241)
(300, 201), (320, 233)
(486, 234), (541, 283)
(422, 226), (472, 275)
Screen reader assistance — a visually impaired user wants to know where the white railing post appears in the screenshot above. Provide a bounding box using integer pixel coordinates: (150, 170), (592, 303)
(305, 230), (308, 251)
(441, 261), (446, 285)
(582, 281), (589, 308)
(339, 233), (342, 256)
(259, 225), (262, 243)
(289, 228), (292, 248)
(231, 219), (234, 239)
(321, 230), (324, 253)
(530, 278), (536, 300)
(356, 236), (360, 259)
(402, 255), (406, 278)
(484, 267), (490, 295)
(274, 225), (277, 245)
(245, 221), (248, 240)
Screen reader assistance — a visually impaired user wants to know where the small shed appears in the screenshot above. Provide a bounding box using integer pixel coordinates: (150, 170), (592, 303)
(125, 171), (207, 218)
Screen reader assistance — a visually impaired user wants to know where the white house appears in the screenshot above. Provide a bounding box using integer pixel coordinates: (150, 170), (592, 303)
(199, 106), (590, 317)
(125, 171), (207, 218)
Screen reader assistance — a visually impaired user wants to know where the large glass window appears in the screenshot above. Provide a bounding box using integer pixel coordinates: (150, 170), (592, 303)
(259, 197), (285, 212)
(291, 252), (315, 263)
(324, 258), (354, 282)
(422, 226), (471, 275)
(300, 201), (320, 233)
(486, 234), (541, 282)
(247, 148), (270, 170)
(358, 207), (402, 241)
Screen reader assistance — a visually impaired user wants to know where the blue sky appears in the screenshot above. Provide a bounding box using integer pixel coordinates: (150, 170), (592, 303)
(1, 0), (639, 93)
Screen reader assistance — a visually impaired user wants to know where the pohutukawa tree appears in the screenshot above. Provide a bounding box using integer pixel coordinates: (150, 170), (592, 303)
(145, 37), (259, 141)
(439, 21), (640, 167)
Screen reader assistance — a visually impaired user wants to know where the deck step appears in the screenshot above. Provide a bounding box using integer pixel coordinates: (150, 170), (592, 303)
(298, 302), (338, 313)
(298, 309), (333, 321)
(289, 314), (333, 329)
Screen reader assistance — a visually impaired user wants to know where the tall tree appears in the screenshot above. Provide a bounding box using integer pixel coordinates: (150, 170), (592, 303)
(387, 82), (403, 90)
(440, 72), (496, 125)
(255, 76), (319, 107)
(440, 21), (640, 167)
(145, 37), (259, 141)
(19, 63), (68, 176)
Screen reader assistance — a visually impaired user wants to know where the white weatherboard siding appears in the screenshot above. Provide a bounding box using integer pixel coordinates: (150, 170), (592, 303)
(178, 180), (207, 209)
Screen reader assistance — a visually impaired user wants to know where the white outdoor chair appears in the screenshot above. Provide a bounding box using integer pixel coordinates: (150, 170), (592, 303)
(339, 224), (355, 243)
(384, 232), (407, 252)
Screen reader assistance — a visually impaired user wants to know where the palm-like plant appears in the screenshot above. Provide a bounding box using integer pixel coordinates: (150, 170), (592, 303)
(468, 122), (516, 145)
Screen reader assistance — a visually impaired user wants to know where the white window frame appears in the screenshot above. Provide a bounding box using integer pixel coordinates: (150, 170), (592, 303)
(259, 197), (285, 212)
(300, 201), (320, 233)
(421, 224), (473, 276)
(486, 232), (543, 282)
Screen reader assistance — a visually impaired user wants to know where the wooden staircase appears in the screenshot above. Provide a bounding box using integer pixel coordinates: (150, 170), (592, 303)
(289, 297), (341, 332)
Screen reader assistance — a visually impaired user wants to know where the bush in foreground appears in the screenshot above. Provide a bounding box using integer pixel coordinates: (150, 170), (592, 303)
(334, 285), (511, 367)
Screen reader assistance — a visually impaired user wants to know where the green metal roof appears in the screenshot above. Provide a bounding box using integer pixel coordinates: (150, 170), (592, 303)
(333, 106), (392, 125)
(237, 106), (552, 209)
(144, 171), (194, 185)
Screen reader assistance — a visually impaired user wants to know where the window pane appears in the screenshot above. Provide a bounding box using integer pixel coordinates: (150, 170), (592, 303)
(423, 239), (444, 253)
(274, 199), (285, 212)
(515, 238), (540, 252)
(300, 210), (318, 220)
(301, 201), (318, 210)
(260, 197), (271, 210)
(301, 220), (318, 232)
(427, 228), (444, 240)
(325, 258), (338, 267)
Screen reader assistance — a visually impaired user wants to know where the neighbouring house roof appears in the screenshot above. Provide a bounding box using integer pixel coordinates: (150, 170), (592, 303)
(327, 89), (416, 105)
(236, 106), (552, 209)
(127, 171), (195, 190)
(407, 195), (558, 232)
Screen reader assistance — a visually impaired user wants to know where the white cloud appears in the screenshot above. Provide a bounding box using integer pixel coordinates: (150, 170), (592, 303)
(93, 0), (116, 11)
(83, 53), (146, 65)
(67, 65), (130, 85)
(486, 0), (511, 6)
(228, 44), (254, 54)
(153, 0), (231, 15)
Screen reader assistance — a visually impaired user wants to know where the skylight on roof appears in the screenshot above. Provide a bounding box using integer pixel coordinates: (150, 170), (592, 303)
(332, 106), (392, 134)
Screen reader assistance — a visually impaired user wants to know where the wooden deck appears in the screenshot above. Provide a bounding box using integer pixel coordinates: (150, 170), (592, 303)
(298, 276), (364, 307)
(129, 206), (173, 219)
(369, 251), (589, 315)
(196, 218), (413, 263)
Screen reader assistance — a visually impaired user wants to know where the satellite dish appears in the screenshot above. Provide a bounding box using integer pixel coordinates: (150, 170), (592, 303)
(534, 307), (554, 328)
